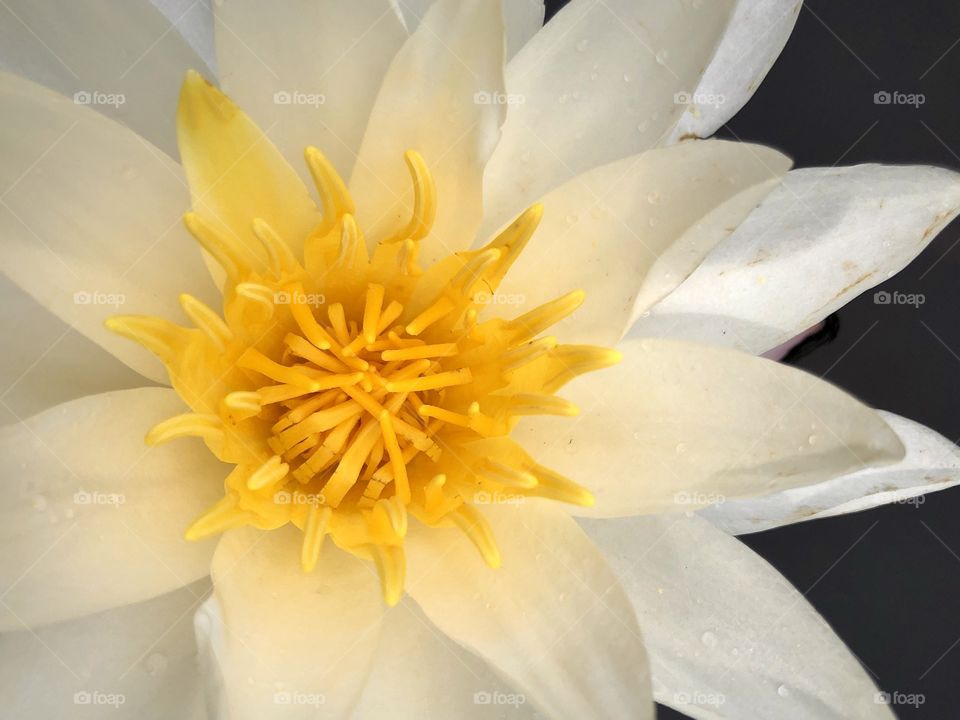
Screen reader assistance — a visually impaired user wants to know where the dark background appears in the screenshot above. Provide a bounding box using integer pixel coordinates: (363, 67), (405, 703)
(543, 1), (960, 718)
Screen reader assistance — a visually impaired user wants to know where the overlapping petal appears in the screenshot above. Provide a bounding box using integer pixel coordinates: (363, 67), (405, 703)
(214, 0), (406, 183)
(495, 139), (790, 345)
(583, 514), (893, 720)
(703, 411), (960, 534)
(633, 165), (960, 353)
(406, 503), (654, 720)
(0, 71), (217, 384)
(202, 526), (383, 720)
(0, 388), (225, 631)
(514, 338), (904, 518)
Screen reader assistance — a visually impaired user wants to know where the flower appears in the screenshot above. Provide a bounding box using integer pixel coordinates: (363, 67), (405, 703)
(1, 1), (959, 719)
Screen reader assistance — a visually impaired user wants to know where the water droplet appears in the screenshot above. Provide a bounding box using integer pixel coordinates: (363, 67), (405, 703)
(632, 431), (643, 440)
(647, 191), (661, 205)
(655, 50), (669, 66)
(558, 93), (569, 104)
(576, 39), (589, 52)
(807, 434), (818, 446)
(145, 652), (168, 676)
(589, 72), (598, 80)
(648, 217), (659, 228)
(32, 494), (48, 512)
(623, 73), (632, 82)
(701, 631), (717, 648)
(777, 685), (790, 698)
(121, 165), (138, 181)
(565, 213), (579, 225)
(675, 442), (687, 454)
(637, 120), (650, 133)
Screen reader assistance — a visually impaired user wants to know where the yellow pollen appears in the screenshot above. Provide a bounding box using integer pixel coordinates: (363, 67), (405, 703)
(108, 74), (615, 607)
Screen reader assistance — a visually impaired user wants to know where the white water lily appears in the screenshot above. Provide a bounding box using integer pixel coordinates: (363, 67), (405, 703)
(1, 1), (959, 719)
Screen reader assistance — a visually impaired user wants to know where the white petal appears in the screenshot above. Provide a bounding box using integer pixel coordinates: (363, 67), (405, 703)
(514, 338), (904, 518)
(0, 580), (208, 720)
(495, 140), (790, 345)
(352, 597), (538, 719)
(583, 513), (894, 720)
(392, 0), (540, 59)
(0, 388), (225, 631)
(503, 0), (545, 60)
(151, 0), (217, 73)
(667, 0), (802, 142)
(349, 0), (506, 263)
(702, 412), (960, 534)
(214, 0), (406, 183)
(634, 164), (960, 354)
(480, 0), (737, 239)
(0, 274), (147, 421)
(0, 71), (218, 384)
(205, 526), (383, 720)
(0, 0), (211, 158)
(406, 502), (654, 720)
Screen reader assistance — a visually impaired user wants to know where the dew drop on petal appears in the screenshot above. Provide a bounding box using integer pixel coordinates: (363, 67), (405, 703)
(655, 50), (669, 66)
(32, 494), (48, 512)
(700, 631), (717, 648)
(777, 685), (790, 698)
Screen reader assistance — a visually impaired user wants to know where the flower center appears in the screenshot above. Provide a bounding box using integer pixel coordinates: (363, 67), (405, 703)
(107, 139), (617, 605)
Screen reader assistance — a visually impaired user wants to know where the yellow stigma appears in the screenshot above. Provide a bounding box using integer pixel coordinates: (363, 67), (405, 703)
(107, 75), (620, 606)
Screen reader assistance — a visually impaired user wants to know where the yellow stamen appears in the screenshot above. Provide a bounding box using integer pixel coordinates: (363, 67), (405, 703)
(108, 114), (618, 603)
